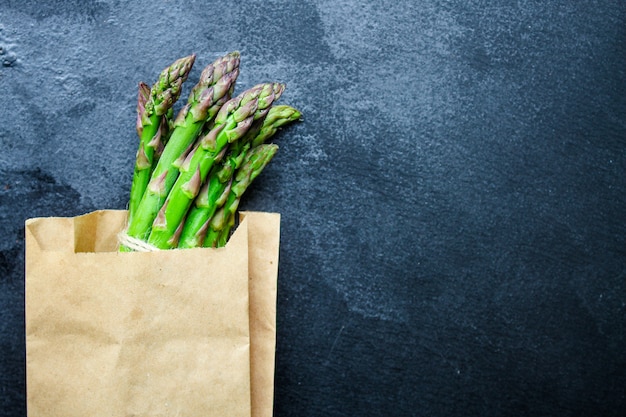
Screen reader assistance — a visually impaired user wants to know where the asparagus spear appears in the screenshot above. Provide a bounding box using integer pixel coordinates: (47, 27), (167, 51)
(177, 105), (301, 248)
(176, 143), (253, 249)
(204, 211), (235, 248)
(153, 107), (174, 163)
(147, 83), (285, 249)
(217, 214), (234, 247)
(124, 52), (241, 244)
(251, 104), (302, 147)
(203, 144), (279, 248)
(135, 82), (150, 138)
(128, 55), (195, 221)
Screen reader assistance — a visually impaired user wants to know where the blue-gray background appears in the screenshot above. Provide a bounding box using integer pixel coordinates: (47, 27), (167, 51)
(1, 1), (625, 416)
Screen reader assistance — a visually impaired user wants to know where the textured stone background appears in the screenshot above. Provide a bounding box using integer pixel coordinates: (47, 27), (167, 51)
(1, 0), (625, 416)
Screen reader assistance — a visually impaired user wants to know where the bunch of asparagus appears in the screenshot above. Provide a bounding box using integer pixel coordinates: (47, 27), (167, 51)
(121, 52), (301, 251)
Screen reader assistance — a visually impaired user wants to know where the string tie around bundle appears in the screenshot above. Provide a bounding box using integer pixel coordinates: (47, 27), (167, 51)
(117, 232), (161, 252)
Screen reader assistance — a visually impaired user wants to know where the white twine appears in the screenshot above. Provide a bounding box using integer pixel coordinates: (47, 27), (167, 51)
(117, 232), (161, 252)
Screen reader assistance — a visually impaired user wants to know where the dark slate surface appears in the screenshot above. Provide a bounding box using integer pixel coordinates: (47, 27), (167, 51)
(1, 1), (625, 416)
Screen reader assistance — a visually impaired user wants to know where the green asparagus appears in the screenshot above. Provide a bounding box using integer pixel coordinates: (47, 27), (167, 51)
(127, 55), (195, 222)
(203, 144), (279, 248)
(251, 104), (303, 147)
(176, 140), (255, 249)
(135, 82), (150, 138)
(177, 105), (301, 248)
(124, 52), (241, 244)
(147, 83), (285, 249)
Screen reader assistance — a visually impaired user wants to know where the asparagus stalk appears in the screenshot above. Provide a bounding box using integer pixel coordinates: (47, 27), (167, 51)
(147, 82), (285, 249)
(135, 82), (150, 138)
(204, 211), (235, 248)
(128, 55), (195, 221)
(251, 104), (302, 147)
(203, 144), (279, 248)
(124, 52), (241, 244)
(217, 214), (234, 247)
(176, 140), (254, 249)
(177, 104), (301, 248)
(154, 107), (175, 163)
(137, 82), (176, 162)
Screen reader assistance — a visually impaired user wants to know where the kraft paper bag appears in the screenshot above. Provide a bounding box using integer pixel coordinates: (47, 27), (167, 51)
(25, 209), (280, 417)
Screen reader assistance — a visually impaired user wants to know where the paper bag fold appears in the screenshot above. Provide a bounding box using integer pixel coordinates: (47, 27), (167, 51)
(243, 211), (280, 417)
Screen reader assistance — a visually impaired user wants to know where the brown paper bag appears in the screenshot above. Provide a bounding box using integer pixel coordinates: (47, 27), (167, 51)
(25, 209), (280, 417)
